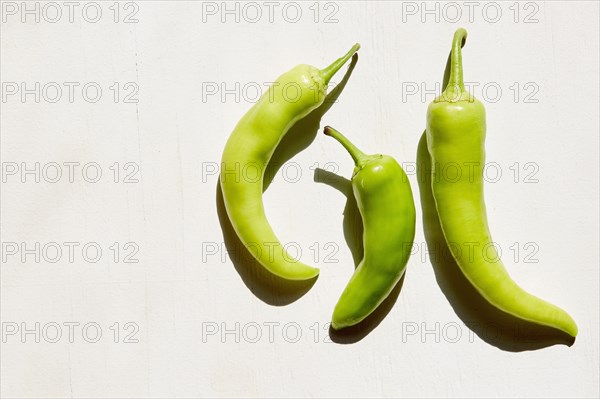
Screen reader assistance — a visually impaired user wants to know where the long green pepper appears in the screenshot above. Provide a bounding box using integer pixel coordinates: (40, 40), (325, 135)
(220, 44), (360, 281)
(423, 28), (577, 337)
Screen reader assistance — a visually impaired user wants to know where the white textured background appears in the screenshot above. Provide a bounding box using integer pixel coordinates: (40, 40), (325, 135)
(1, 1), (599, 398)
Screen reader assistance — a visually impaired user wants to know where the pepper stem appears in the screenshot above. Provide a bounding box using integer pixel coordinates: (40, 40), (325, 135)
(445, 28), (467, 98)
(320, 43), (361, 85)
(324, 126), (368, 167)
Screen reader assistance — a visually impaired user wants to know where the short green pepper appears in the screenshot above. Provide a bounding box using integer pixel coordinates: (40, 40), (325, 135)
(324, 126), (416, 330)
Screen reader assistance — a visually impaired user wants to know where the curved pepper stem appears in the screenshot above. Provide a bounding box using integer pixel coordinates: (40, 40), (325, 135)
(444, 28), (468, 99)
(320, 43), (361, 85)
(324, 126), (368, 167)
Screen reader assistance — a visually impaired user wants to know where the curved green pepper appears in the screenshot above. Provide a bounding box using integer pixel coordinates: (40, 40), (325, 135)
(324, 126), (416, 330)
(425, 28), (577, 337)
(220, 44), (360, 281)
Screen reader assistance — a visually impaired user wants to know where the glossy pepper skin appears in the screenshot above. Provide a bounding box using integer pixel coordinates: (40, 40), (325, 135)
(220, 44), (360, 281)
(324, 126), (416, 330)
(425, 28), (577, 337)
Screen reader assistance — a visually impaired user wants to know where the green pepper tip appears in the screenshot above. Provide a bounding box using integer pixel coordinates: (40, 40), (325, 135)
(454, 27), (468, 46)
(323, 125), (334, 137)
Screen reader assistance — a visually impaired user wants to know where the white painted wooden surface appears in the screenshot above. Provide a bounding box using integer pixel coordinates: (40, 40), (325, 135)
(1, 1), (598, 397)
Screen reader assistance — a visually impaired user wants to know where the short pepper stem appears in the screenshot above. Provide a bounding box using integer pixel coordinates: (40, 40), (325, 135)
(444, 28), (468, 100)
(324, 126), (368, 167)
(320, 43), (361, 85)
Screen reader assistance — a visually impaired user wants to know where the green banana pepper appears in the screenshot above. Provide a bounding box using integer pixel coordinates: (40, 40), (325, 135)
(424, 28), (577, 337)
(220, 44), (360, 281)
(324, 126), (416, 330)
